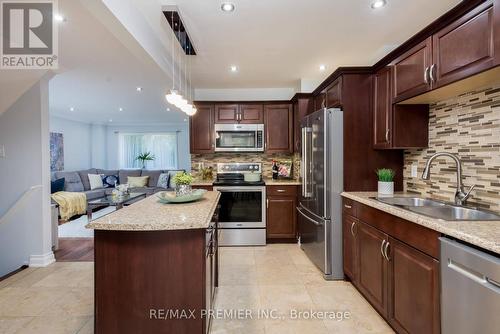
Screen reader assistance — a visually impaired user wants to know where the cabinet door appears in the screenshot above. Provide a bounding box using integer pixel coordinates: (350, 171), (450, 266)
(357, 221), (388, 317)
(342, 215), (358, 283)
(239, 104), (264, 123)
(326, 78), (342, 108)
(214, 104), (239, 123)
(393, 37), (432, 102)
(190, 104), (214, 154)
(387, 237), (440, 334)
(373, 67), (392, 149)
(314, 92), (326, 111)
(266, 196), (296, 239)
(432, 2), (495, 88)
(264, 104), (293, 153)
(293, 98), (313, 153)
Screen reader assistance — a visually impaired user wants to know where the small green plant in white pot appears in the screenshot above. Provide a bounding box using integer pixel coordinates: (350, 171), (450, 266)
(376, 169), (395, 196)
(172, 172), (194, 196)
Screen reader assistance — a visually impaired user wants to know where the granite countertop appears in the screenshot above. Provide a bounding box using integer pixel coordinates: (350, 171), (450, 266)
(191, 179), (214, 186)
(86, 191), (221, 231)
(264, 178), (302, 186)
(342, 192), (500, 254)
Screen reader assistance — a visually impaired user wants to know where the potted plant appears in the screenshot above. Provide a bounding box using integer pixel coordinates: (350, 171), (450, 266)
(136, 152), (155, 169)
(376, 168), (395, 196)
(172, 172), (194, 196)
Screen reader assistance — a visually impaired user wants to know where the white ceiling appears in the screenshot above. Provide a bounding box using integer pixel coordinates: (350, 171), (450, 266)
(176, 0), (462, 89)
(49, 0), (188, 125)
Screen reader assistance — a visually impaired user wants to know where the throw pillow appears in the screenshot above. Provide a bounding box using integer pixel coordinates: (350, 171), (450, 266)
(51, 178), (65, 194)
(88, 174), (104, 190)
(157, 173), (170, 189)
(102, 174), (119, 188)
(128, 176), (149, 188)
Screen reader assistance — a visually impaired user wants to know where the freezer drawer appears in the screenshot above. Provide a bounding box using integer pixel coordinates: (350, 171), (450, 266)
(440, 237), (500, 334)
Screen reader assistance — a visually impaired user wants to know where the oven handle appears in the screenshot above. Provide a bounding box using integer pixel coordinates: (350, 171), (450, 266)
(213, 187), (265, 192)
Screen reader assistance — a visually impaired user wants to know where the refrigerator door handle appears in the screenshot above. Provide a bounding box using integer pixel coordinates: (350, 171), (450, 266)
(302, 127), (313, 198)
(297, 206), (324, 226)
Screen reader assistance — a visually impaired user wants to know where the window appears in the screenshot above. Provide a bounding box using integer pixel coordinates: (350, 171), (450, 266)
(119, 133), (178, 169)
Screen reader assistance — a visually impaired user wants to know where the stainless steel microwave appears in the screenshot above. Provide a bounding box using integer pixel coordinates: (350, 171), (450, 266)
(214, 124), (264, 152)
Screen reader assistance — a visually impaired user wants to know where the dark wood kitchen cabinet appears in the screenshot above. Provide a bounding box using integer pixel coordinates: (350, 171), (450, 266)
(356, 220), (388, 318)
(326, 77), (342, 108)
(214, 104), (239, 123)
(387, 237), (440, 334)
(432, 1), (496, 88)
(264, 104), (293, 153)
(342, 197), (441, 334)
(266, 185), (297, 240)
(374, 67), (429, 149)
(392, 37), (433, 103)
(292, 94), (313, 153)
(239, 104), (264, 123)
(190, 104), (214, 154)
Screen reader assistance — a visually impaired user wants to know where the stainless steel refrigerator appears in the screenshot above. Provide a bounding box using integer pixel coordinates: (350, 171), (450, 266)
(297, 108), (343, 280)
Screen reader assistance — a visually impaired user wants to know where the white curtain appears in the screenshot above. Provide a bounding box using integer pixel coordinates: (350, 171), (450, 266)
(119, 133), (178, 169)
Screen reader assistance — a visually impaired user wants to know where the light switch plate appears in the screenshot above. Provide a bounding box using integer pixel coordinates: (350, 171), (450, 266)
(411, 164), (418, 178)
(0, 145), (5, 158)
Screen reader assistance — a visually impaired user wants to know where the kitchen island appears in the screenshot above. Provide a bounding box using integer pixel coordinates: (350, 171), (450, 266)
(86, 191), (221, 334)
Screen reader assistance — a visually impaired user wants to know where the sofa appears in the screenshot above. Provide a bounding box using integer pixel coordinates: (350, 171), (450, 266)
(51, 168), (185, 201)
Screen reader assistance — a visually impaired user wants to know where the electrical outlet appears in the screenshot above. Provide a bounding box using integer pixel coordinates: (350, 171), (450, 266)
(0, 145), (5, 158)
(411, 164), (418, 178)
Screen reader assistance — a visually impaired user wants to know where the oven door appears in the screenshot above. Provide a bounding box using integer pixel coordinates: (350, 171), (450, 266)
(213, 186), (266, 228)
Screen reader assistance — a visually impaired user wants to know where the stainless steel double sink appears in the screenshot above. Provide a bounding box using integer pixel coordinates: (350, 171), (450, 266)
(375, 196), (500, 221)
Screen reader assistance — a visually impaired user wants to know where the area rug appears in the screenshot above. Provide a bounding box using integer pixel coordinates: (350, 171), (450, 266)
(58, 206), (116, 238)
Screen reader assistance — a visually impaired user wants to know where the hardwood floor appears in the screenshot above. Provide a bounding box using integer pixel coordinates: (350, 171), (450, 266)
(54, 238), (94, 262)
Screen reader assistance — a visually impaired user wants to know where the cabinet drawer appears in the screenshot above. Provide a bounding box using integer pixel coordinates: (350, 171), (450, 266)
(342, 198), (357, 216)
(267, 185), (297, 197)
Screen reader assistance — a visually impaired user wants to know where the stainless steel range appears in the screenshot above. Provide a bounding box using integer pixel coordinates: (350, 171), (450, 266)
(213, 163), (266, 246)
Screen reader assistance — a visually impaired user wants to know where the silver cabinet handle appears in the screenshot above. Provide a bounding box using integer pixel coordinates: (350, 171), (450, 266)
(424, 66), (429, 84)
(344, 204), (352, 209)
(384, 241), (390, 261)
(380, 240), (386, 259)
(429, 64), (436, 82)
(266, 199), (269, 208)
(276, 189), (286, 193)
(385, 129), (390, 143)
(350, 221), (356, 237)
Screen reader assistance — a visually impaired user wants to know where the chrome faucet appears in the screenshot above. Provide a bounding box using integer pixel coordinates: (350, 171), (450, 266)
(421, 152), (476, 206)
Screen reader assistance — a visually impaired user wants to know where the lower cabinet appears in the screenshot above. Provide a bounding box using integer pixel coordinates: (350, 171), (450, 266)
(343, 198), (440, 334)
(356, 221), (388, 318)
(266, 185), (297, 239)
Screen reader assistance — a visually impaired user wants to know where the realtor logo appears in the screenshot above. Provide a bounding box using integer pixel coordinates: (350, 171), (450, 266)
(1, 0), (58, 69)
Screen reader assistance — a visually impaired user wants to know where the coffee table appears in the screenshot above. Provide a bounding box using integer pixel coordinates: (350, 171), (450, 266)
(87, 192), (147, 221)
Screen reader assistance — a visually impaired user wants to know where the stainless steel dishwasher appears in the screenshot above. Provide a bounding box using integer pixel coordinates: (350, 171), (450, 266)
(440, 237), (500, 334)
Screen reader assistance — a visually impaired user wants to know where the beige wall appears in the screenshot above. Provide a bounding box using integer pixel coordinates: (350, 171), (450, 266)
(404, 85), (500, 213)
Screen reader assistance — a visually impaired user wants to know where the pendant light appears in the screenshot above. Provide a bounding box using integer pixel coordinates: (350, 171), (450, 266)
(165, 12), (182, 108)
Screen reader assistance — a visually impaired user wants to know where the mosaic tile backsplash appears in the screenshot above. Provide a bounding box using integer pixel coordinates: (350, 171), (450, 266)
(404, 85), (500, 213)
(191, 153), (301, 180)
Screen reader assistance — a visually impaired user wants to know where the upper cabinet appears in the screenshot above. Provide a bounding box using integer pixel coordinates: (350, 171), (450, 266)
(239, 104), (264, 123)
(292, 96), (313, 153)
(392, 38), (433, 103)
(392, 0), (498, 103)
(326, 77), (343, 108)
(190, 104), (214, 154)
(374, 67), (392, 149)
(264, 104), (293, 153)
(432, 2), (496, 88)
(214, 104), (239, 123)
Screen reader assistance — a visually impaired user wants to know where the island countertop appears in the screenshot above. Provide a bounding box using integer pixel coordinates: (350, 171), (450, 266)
(342, 192), (500, 254)
(86, 191), (221, 231)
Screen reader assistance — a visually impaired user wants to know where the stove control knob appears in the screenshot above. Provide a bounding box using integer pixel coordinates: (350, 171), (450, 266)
(249, 166), (254, 170)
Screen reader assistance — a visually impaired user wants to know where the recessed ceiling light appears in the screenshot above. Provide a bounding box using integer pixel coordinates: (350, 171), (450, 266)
(119, 107), (123, 111)
(136, 87), (142, 92)
(166, 108), (171, 112)
(108, 119), (113, 123)
(230, 65), (238, 72)
(371, 0), (387, 9)
(319, 64), (326, 71)
(221, 2), (235, 12)
(69, 107), (74, 111)
(54, 14), (65, 22)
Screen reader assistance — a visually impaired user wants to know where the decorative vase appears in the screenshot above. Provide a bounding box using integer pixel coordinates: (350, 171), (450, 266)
(176, 184), (192, 197)
(378, 181), (394, 196)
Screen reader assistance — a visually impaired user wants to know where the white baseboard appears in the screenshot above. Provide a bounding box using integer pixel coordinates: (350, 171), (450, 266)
(29, 252), (55, 267)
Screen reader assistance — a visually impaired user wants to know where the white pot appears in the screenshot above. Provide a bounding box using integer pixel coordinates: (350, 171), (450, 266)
(378, 181), (394, 196)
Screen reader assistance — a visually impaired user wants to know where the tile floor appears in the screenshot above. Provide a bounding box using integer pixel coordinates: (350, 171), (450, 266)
(0, 244), (393, 334)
